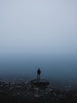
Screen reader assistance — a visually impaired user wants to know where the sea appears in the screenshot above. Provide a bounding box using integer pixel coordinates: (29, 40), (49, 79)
(0, 53), (77, 90)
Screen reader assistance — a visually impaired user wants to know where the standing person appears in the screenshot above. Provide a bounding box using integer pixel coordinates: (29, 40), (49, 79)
(37, 68), (41, 80)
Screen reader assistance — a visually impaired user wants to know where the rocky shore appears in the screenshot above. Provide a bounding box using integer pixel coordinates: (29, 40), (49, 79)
(0, 80), (77, 103)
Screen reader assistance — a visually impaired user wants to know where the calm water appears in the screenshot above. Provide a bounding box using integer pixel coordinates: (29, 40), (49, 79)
(0, 53), (77, 89)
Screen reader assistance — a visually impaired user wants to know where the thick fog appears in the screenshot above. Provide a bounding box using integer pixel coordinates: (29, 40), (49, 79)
(0, 0), (77, 54)
(0, 0), (77, 88)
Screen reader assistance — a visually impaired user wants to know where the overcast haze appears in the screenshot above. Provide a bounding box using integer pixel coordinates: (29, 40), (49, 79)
(0, 0), (77, 86)
(0, 0), (77, 55)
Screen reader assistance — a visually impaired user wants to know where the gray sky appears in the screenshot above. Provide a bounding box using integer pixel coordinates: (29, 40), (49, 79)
(0, 0), (77, 55)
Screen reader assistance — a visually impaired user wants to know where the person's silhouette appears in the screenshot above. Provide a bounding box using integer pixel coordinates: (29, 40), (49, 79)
(37, 68), (41, 80)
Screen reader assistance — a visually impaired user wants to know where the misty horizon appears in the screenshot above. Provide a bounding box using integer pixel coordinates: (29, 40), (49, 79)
(0, 53), (77, 85)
